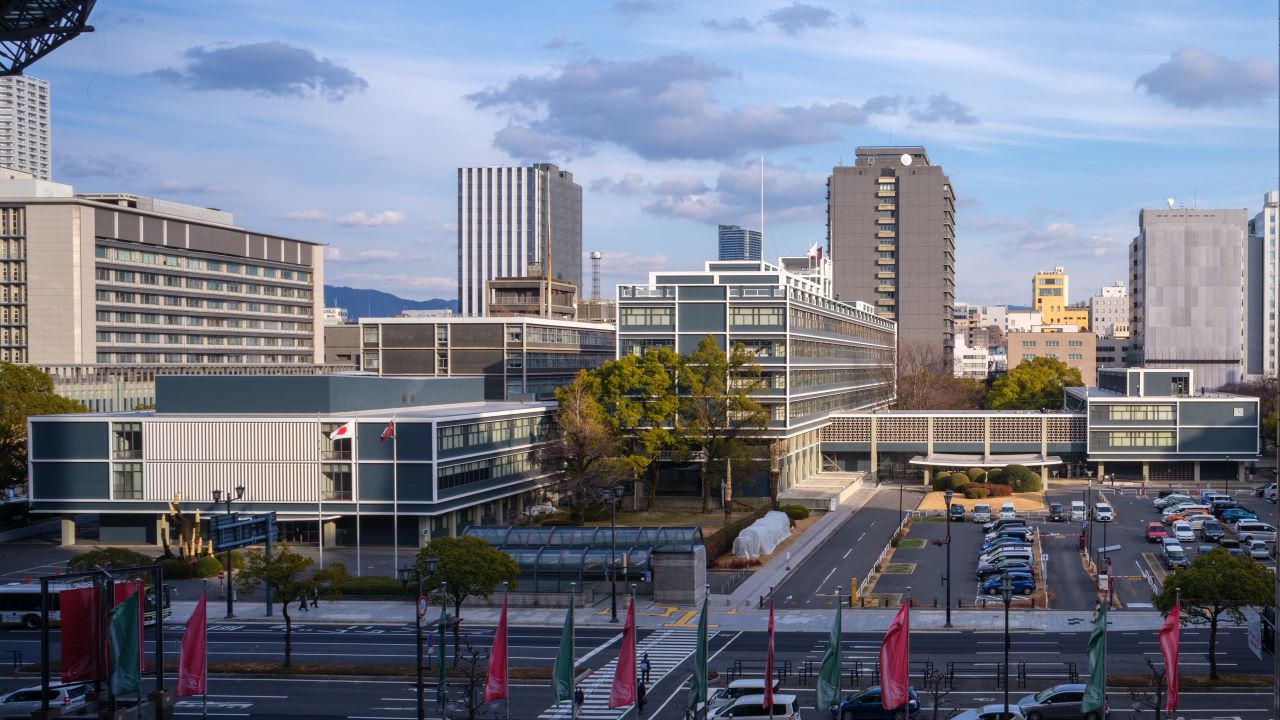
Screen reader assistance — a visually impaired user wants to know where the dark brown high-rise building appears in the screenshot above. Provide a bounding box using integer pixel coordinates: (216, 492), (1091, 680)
(828, 147), (956, 365)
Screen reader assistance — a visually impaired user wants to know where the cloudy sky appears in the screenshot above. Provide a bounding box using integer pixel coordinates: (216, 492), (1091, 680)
(36, 1), (1276, 305)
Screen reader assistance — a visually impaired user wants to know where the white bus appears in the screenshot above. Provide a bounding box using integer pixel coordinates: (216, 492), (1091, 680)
(0, 582), (171, 629)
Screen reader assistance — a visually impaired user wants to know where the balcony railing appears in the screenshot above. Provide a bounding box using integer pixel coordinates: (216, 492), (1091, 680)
(321, 450), (351, 461)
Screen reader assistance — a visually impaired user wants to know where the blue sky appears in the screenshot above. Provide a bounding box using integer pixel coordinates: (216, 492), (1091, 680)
(33, 1), (1277, 305)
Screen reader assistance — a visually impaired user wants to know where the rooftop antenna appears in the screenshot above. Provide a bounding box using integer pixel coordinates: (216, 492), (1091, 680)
(590, 251), (602, 300)
(1166, 198), (1175, 210)
(760, 155), (765, 258)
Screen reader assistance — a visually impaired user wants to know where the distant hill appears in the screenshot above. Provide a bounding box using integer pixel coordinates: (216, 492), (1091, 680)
(324, 285), (457, 321)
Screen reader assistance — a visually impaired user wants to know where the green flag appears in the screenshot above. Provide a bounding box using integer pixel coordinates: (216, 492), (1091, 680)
(1082, 604), (1106, 714)
(436, 600), (448, 704)
(552, 600), (575, 703)
(108, 593), (141, 696)
(816, 596), (842, 711)
(687, 595), (708, 714)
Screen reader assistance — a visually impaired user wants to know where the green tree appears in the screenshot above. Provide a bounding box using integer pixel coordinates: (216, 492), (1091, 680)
(0, 363), (87, 489)
(986, 356), (1084, 410)
(543, 371), (643, 521)
(1152, 547), (1275, 679)
(235, 545), (347, 667)
(597, 347), (684, 510)
(415, 536), (519, 666)
(679, 336), (769, 518)
(68, 547), (153, 573)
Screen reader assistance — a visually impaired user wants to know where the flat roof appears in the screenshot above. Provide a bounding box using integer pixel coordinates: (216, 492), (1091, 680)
(32, 398), (555, 423)
(361, 316), (614, 330)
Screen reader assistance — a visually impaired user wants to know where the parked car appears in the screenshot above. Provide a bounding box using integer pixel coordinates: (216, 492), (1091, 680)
(977, 559), (1033, 580)
(1162, 542), (1189, 569)
(1154, 494), (1194, 510)
(1234, 521), (1277, 543)
(982, 576), (1035, 595)
(1198, 521), (1225, 542)
(830, 686), (920, 720)
(1187, 514), (1214, 531)
(1162, 504), (1208, 522)
(1266, 486), (1278, 504)
(1069, 500), (1086, 521)
(984, 527), (1033, 543)
(1200, 492), (1231, 505)
(1092, 504), (1114, 522)
(1046, 503), (1065, 522)
(999, 502), (1017, 519)
(1221, 509), (1259, 526)
(951, 705), (1025, 720)
(1254, 482), (1276, 498)
(982, 537), (1032, 553)
(983, 518), (1027, 534)
(712, 693), (802, 719)
(1171, 521), (1195, 542)
(1017, 684), (1098, 720)
(0, 684), (88, 718)
(1246, 539), (1272, 560)
(1164, 509), (1210, 525)
(708, 679), (783, 710)
(979, 547), (1034, 566)
(1209, 498), (1241, 516)
(1144, 522), (1168, 543)
(950, 504), (966, 522)
(1219, 538), (1242, 550)
(972, 504), (992, 523)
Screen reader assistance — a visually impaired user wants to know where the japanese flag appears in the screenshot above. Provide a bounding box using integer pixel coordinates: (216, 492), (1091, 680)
(328, 421), (355, 442)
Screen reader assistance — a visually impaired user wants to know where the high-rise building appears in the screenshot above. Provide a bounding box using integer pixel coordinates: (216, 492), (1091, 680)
(1031, 266), (1089, 330)
(828, 147), (956, 363)
(0, 75), (49, 180)
(457, 164), (582, 317)
(1247, 191), (1278, 378)
(0, 173), (324, 366)
(1088, 281), (1128, 339)
(1130, 207), (1249, 389)
(717, 224), (762, 261)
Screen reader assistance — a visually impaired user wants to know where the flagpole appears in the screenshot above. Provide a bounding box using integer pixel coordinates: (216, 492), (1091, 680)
(631, 586), (637, 720)
(202, 580), (208, 720)
(505, 584), (511, 720)
(570, 582), (577, 720)
(392, 415), (399, 575)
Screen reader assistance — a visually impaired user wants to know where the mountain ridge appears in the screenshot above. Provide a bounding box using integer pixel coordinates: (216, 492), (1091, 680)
(323, 285), (457, 321)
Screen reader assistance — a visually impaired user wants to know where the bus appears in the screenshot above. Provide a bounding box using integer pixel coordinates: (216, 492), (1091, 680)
(0, 582), (172, 629)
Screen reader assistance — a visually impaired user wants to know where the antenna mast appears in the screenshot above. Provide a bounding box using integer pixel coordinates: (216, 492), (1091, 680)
(590, 251), (602, 301)
(760, 155), (765, 258)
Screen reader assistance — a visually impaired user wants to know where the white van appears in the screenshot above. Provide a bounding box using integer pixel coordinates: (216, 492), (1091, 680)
(1069, 500), (1086, 521)
(710, 693), (802, 719)
(708, 680), (783, 710)
(972, 504), (992, 523)
(999, 502), (1017, 519)
(1234, 521), (1277, 543)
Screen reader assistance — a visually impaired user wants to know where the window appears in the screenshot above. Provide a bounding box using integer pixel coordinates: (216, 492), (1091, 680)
(1021, 340), (1036, 347)
(1068, 340), (1083, 347)
(1105, 404), (1175, 421)
(321, 463), (352, 500)
(436, 325), (448, 344)
(1043, 340), (1060, 347)
(113, 462), (142, 499)
(1097, 430), (1175, 447)
(1068, 353), (1082, 360)
(437, 351), (447, 372)
(729, 306), (784, 327)
(620, 306), (674, 327)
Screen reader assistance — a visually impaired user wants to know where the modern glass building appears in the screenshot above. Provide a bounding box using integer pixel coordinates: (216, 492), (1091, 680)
(717, 224), (762, 261)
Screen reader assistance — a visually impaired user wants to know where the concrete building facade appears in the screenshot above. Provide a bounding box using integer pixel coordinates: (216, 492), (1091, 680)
(1247, 191), (1278, 378)
(0, 177), (323, 366)
(1089, 281), (1128, 338)
(1031, 266), (1089, 330)
(457, 164), (582, 317)
(1007, 330), (1097, 385)
(828, 146), (955, 364)
(717, 224), (763, 261)
(1130, 208), (1249, 389)
(0, 75), (49, 180)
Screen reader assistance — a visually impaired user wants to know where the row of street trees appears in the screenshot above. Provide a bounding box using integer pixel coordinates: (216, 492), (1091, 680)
(546, 335), (769, 518)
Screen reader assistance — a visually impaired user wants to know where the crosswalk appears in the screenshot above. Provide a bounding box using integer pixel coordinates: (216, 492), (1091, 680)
(540, 628), (712, 720)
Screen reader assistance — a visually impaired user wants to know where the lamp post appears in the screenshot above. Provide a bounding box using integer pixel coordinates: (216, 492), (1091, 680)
(401, 555), (440, 720)
(943, 488), (953, 628)
(604, 483), (626, 624)
(1001, 574), (1014, 717)
(211, 485), (245, 619)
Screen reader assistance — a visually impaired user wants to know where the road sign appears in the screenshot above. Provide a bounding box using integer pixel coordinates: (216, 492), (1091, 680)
(417, 595), (429, 619)
(1245, 606), (1263, 659)
(1097, 544), (1122, 554)
(210, 512), (279, 553)
(421, 528), (431, 537)
(1082, 522), (1090, 530)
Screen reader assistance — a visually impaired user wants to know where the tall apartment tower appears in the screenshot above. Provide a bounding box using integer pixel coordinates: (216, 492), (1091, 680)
(828, 146), (956, 363)
(457, 164), (582, 317)
(0, 75), (50, 180)
(1130, 207), (1249, 388)
(717, 224), (762, 261)
(1247, 191), (1278, 377)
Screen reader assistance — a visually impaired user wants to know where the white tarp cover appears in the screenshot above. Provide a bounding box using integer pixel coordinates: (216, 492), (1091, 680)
(732, 511), (792, 557)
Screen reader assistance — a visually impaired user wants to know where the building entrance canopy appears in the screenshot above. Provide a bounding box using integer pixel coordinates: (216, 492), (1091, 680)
(909, 453), (1063, 468)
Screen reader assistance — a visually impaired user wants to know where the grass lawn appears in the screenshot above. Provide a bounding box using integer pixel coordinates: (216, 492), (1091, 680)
(881, 562), (915, 574)
(895, 538), (927, 548)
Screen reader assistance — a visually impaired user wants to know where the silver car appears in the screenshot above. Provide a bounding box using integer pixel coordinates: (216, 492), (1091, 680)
(0, 684), (88, 718)
(1017, 684), (1099, 720)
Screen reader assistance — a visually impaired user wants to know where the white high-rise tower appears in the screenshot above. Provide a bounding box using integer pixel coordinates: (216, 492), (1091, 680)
(0, 75), (50, 180)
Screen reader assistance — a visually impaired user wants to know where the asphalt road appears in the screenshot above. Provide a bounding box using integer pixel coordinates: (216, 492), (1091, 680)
(772, 484), (920, 607)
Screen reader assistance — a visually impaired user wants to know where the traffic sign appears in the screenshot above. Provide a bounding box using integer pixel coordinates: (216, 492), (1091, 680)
(417, 595), (428, 619)
(1082, 521), (1090, 530)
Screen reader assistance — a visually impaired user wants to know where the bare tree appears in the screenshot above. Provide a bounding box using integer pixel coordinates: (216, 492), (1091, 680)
(1126, 657), (1168, 720)
(892, 341), (985, 410)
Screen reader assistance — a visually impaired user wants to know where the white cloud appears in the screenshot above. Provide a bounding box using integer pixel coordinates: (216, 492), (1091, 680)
(277, 209), (329, 221)
(334, 210), (406, 227)
(325, 248), (403, 263)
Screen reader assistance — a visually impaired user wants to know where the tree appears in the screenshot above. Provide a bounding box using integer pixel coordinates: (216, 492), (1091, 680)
(0, 363), (86, 489)
(68, 547), (153, 573)
(543, 371), (644, 521)
(986, 356), (1084, 410)
(892, 341), (984, 410)
(1152, 547), (1275, 679)
(235, 545), (347, 667)
(415, 536), (519, 666)
(679, 336), (769, 518)
(597, 348), (684, 510)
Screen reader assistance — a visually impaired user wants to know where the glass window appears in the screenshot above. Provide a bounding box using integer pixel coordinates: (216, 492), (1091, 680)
(113, 462), (142, 499)
(321, 463), (352, 500)
(729, 306), (784, 327)
(619, 306), (674, 327)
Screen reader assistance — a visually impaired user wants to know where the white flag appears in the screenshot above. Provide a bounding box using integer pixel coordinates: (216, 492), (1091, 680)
(328, 421), (355, 442)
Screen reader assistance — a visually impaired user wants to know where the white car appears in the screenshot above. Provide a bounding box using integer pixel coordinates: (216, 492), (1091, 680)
(1246, 539), (1272, 560)
(1093, 504), (1114, 522)
(1171, 521), (1195, 542)
(972, 504), (992, 523)
(951, 705), (1025, 720)
(1154, 494), (1193, 510)
(999, 502), (1017, 519)
(0, 684), (88, 717)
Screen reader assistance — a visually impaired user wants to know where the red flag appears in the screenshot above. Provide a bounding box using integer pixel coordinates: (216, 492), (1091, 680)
(483, 594), (509, 703)
(879, 601), (910, 711)
(380, 420), (395, 444)
(608, 600), (636, 708)
(59, 587), (101, 683)
(177, 594), (207, 697)
(763, 600), (775, 708)
(1159, 599), (1180, 713)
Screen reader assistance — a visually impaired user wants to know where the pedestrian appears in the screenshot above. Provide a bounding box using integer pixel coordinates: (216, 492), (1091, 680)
(640, 652), (651, 683)
(298, 592), (308, 612)
(637, 681), (647, 715)
(573, 686), (585, 720)
(311, 587), (320, 608)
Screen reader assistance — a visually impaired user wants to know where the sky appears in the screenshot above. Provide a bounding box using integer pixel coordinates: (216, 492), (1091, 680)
(32, 1), (1278, 306)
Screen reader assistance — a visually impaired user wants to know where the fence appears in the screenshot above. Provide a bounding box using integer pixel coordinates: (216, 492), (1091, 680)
(857, 511), (918, 601)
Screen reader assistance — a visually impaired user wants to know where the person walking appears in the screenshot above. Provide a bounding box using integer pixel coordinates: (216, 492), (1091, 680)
(637, 681), (647, 717)
(640, 652), (651, 684)
(573, 686), (585, 720)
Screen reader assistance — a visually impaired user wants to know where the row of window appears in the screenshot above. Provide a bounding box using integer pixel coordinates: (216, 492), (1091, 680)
(1104, 404), (1175, 421)
(438, 451), (538, 490)
(790, 339), (894, 363)
(96, 331), (309, 347)
(619, 338), (674, 357)
(790, 367), (887, 390)
(95, 268), (313, 299)
(523, 326), (614, 347)
(518, 352), (610, 370)
(1021, 352), (1083, 361)
(790, 308), (894, 344)
(96, 352), (312, 364)
(1095, 431), (1175, 448)
(94, 291), (312, 317)
(96, 245), (312, 283)
(619, 306), (674, 327)
(789, 385), (890, 419)
(730, 307), (784, 327)
(438, 416), (552, 451)
(95, 310), (311, 332)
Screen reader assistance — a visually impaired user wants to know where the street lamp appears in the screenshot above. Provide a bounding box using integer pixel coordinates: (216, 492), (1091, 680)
(1001, 575), (1014, 718)
(399, 555), (440, 720)
(943, 488), (953, 628)
(211, 485), (245, 619)
(604, 483), (626, 624)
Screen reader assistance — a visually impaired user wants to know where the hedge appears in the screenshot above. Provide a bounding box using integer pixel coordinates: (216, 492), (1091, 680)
(157, 557), (194, 580)
(339, 575), (416, 597)
(986, 483), (1014, 497)
(964, 487), (990, 499)
(948, 473), (969, 491)
(69, 548), (153, 573)
(966, 468), (987, 482)
(703, 505), (770, 566)
(779, 504), (810, 522)
(931, 475), (951, 491)
(1003, 464), (1042, 493)
(986, 468), (1007, 485)
(194, 555), (224, 578)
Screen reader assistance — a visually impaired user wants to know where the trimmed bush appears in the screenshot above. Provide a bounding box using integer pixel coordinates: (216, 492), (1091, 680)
(966, 468), (987, 482)
(1003, 464), (1042, 493)
(931, 474), (951, 491)
(964, 487), (990, 499)
(69, 547), (153, 573)
(948, 473), (969, 491)
(779, 504), (810, 522)
(157, 557), (194, 580)
(986, 483), (1014, 497)
(193, 555), (224, 578)
(986, 468), (1007, 485)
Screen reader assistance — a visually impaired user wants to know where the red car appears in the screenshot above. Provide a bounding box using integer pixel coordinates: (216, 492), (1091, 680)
(1145, 522), (1168, 543)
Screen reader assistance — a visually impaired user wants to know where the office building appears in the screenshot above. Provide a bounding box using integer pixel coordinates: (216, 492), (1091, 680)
(1247, 191), (1278, 378)
(0, 75), (49, 180)
(828, 146), (955, 364)
(1130, 208), (1248, 389)
(616, 255), (896, 492)
(1096, 337), (1130, 373)
(360, 316), (614, 401)
(717, 224), (762, 261)
(322, 307), (349, 326)
(1006, 310), (1042, 333)
(485, 276), (576, 320)
(0, 174), (323, 366)
(28, 375), (558, 547)
(1007, 330), (1097, 385)
(1031, 266), (1089, 330)
(457, 164), (582, 317)
(952, 332), (991, 379)
(1088, 282), (1128, 338)
(324, 324), (360, 367)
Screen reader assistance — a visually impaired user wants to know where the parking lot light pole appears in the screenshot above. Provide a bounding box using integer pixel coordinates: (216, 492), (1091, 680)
(605, 483), (626, 624)
(943, 488), (953, 628)
(211, 485), (245, 619)
(1001, 575), (1014, 717)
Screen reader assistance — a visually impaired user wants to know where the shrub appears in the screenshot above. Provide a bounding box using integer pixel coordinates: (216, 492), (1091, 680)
(948, 473), (969, 491)
(964, 487), (990, 499)
(193, 555), (224, 578)
(703, 505), (770, 566)
(986, 483), (1014, 497)
(966, 468), (987, 482)
(718, 557), (763, 570)
(779, 504), (810, 522)
(339, 575), (415, 597)
(580, 503), (612, 522)
(69, 547), (153, 573)
(986, 469), (1007, 485)
(157, 557), (194, 580)
(931, 475), (950, 491)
